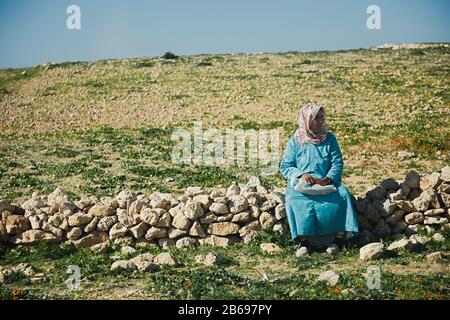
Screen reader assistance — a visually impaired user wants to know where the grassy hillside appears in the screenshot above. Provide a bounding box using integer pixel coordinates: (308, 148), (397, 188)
(1, 45), (449, 204)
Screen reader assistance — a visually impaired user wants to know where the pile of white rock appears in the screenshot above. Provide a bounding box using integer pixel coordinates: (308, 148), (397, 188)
(353, 166), (450, 245)
(0, 176), (288, 251)
(0, 167), (449, 252)
(109, 249), (223, 272)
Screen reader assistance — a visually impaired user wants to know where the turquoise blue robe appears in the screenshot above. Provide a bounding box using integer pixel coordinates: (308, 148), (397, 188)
(279, 132), (359, 244)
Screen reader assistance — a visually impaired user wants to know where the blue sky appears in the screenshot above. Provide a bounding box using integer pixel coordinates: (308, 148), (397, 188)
(0, 0), (449, 68)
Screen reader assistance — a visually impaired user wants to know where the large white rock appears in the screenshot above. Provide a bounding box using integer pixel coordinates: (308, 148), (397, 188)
(417, 189), (440, 209)
(426, 251), (447, 262)
(29, 215), (42, 230)
(109, 222), (128, 239)
(424, 217), (448, 225)
(154, 252), (178, 266)
(231, 211), (251, 223)
(5, 215), (30, 235)
(129, 222), (149, 239)
(140, 208), (161, 226)
(72, 231), (109, 248)
(128, 200), (145, 215)
(432, 233), (445, 242)
(424, 208), (446, 216)
(21, 196), (46, 212)
(48, 214), (65, 228)
(129, 253), (160, 272)
(168, 228), (187, 239)
(188, 221), (206, 237)
(67, 227), (83, 241)
(273, 221), (289, 234)
(440, 166), (450, 182)
(42, 222), (64, 237)
(404, 171), (420, 189)
(267, 191), (285, 204)
(84, 217), (99, 233)
(359, 242), (385, 261)
(111, 260), (136, 271)
(260, 243), (282, 255)
(9, 230), (58, 244)
(295, 247), (309, 257)
(117, 209), (140, 228)
(226, 182), (240, 196)
(195, 253), (223, 266)
(259, 211), (276, 229)
(200, 213), (217, 224)
(183, 200), (204, 220)
(209, 203), (229, 215)
(404, 212), (424, 224)
(97, 215), (118, 231)
(199, 235), (240, 247)
(88, 204), (115, 218)
(409, 234), (432, 245)
(246, 176), (262, 188)
(326, 244), (339, 255)
(145, 227), (168, 240)
(228, 195), (249, 214)
(420, 172), (442, 190)
(47, 187), (70, 208)
(245, 192), (262, 206)
(156, 212), (172, 228)
(238, 221), (262, 244)
(68, 213), (93, 227)
(260, 200), (277, 212)
(150, 192), (175, 209)
(210, 188), (227, 198)
(91, 240), (110, 254)
(185, 186), (204, 197)
(192, 194), (212, 210)
(116, 189), (137, 202)
(274, 204), (286, 220)
(175, 236), (198, 249)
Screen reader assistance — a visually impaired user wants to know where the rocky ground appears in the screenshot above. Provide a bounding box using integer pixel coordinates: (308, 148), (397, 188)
(0, 43), (449, 299)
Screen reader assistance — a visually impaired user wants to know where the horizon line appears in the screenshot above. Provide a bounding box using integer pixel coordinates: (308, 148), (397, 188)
(2, 41), (449, 71)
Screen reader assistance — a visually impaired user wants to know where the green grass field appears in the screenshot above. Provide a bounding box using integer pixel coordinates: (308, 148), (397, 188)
(1, 229), (449, 300)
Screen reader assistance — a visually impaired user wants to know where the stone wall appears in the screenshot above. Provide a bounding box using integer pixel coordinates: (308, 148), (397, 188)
(354, 167), (449, 244)
(1, 167), (449, 251)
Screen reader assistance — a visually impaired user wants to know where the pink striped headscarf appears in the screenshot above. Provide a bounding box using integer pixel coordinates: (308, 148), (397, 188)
(294, 103), (328, 145)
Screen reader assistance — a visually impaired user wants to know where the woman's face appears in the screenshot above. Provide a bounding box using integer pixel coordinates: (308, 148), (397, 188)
(310, 109), (325, 133)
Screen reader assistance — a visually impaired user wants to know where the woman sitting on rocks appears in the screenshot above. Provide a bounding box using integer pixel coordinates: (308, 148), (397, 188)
(279, 103), (359, 254)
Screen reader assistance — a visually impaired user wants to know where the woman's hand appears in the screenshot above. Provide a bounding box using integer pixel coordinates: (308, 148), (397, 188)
(314, 177), (331, 186)
(301, 173), (315, 185)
